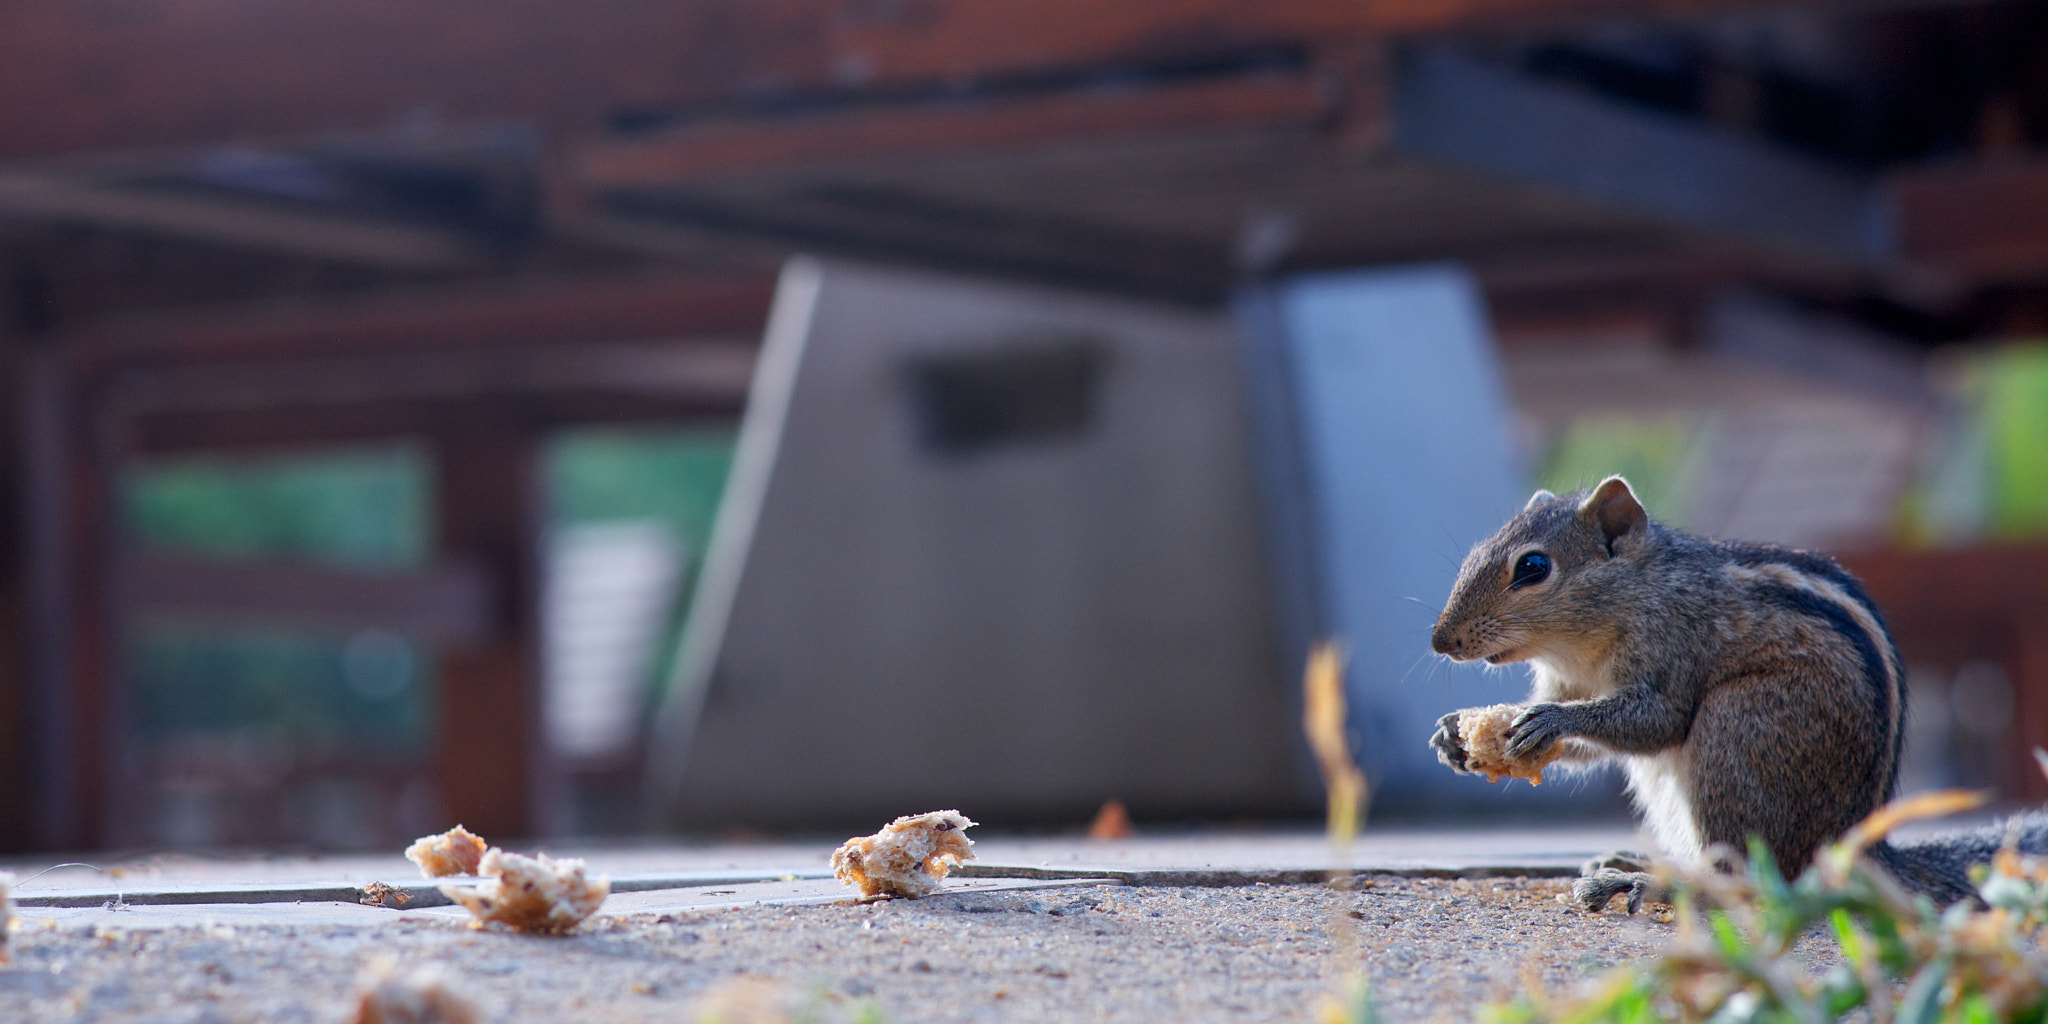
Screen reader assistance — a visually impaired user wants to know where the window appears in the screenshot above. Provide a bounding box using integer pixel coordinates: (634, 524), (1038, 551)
(906, 340), (1104, 456)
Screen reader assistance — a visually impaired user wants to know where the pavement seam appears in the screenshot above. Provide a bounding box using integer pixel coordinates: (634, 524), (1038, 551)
(12, 862), (1582, 909)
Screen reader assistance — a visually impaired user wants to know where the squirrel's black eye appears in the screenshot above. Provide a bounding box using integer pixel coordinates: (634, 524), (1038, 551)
(1510, 552), (1552, 589)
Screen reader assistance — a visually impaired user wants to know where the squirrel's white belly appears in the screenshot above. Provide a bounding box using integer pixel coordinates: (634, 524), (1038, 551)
(1530, 655), (1704, 862)
(1622, 750), (1702, 864)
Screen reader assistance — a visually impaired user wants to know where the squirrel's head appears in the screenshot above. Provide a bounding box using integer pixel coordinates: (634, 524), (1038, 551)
(1430, 475), (1650, 664)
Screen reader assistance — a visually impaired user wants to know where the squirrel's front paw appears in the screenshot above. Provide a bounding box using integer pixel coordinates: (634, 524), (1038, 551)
(1506, 703), (1569, 760)
(1429, 711), (1470, 773)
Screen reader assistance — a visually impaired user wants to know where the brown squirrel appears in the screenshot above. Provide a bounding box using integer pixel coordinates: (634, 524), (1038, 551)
(1429, 476), (2048, 912)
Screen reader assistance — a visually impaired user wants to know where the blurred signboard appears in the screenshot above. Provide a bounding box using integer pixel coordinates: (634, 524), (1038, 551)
(648, 258), (1302, 829)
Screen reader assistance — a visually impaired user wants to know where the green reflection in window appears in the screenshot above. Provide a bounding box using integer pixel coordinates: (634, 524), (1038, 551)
(129, 624), (430, 755)
(126, 445), (430, 567)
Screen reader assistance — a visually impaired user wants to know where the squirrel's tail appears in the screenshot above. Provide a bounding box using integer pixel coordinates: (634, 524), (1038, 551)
(1865, 810), (2048, 905)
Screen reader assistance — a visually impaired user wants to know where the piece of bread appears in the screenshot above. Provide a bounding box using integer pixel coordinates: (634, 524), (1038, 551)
(438, 849), (609, 934)
(1458, 703), (1565, 785)
(358, 881), (413, 908)
(831, 811), (977, 899)
(404, 825), (488, 878)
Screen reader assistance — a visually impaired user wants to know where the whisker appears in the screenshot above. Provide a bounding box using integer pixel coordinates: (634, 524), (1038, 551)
(1397, 650), (1435, 687)
(1399, 595), (1444, 624)
(1435, 523), (1468, 557)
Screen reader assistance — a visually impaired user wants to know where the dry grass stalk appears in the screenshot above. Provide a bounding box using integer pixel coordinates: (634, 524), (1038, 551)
(1829, 789), (1990, 871)
(1303, 640), (1367, 858)
(1303, 640), (1382, 1024)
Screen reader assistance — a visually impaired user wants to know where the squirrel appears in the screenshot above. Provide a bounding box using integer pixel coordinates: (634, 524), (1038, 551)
(1428, 475), (2048, 913)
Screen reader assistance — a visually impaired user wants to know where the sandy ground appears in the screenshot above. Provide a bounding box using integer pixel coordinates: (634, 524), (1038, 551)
(1, 875), (1702, 1024)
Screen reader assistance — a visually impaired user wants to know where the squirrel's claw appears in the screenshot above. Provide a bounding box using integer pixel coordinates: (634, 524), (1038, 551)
(1505, 703), (1567, 760)
(1430, 711), (1470, 773)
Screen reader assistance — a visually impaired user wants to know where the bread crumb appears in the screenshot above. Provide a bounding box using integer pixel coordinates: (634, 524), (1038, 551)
(1458, 704), (1565, 784)
(359, 881), (413, 908)
(344, 957), (480, 1024)
(404, 825), (488, 878)
(439, 849), (609, 934)
(831, 811), (977, 899)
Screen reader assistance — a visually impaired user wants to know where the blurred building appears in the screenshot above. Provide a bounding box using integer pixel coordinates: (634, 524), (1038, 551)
(6, 0), (2048, 850)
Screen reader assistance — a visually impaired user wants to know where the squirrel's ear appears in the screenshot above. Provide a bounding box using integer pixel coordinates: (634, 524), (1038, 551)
(1524, 489), (1557, 511)
(1577, 476), (1647, 553)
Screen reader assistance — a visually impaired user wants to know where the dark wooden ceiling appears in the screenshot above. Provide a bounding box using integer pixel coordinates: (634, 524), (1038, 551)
(1, 0), (2045, 334)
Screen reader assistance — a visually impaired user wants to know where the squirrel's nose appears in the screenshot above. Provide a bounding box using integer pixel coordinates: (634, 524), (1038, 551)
(1430, 624), (1459, 657)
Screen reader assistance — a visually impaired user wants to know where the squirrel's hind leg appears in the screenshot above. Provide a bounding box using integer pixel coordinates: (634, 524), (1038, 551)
(1581, 850), (1655, 875)
(1573, 867), (1667, 914)
(1574, 851), (1666, 914)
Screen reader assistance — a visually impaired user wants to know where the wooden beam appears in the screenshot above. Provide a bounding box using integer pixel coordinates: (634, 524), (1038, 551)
(126, 393), (744, 456)
(103, 341), (758, 416)
(2015, 618), (2048, 802)
(130, 554), (497, 647)
(62, 271), (775, 371)
(769, 0), (1789, 82)
(20, 346), (128, 850)
(1, 0), (1821, 162)
(577, 73), (1330, 187)
(1888, 157), (2048, 285)
(0, 0), (695, 160)
(431, 419), (549, 840)
(105, 340), (755, 454)
(596, 185), (1237, 303)
(576, 49), (1886, 297)
(0, 329), (32, 853)
(0, 175), (484, 269)
(1393, 48), (1878, 263)
(1840, 545), (2048, 802)
(20, 350), (76, 850)
(1839, 546), (2048, 627)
